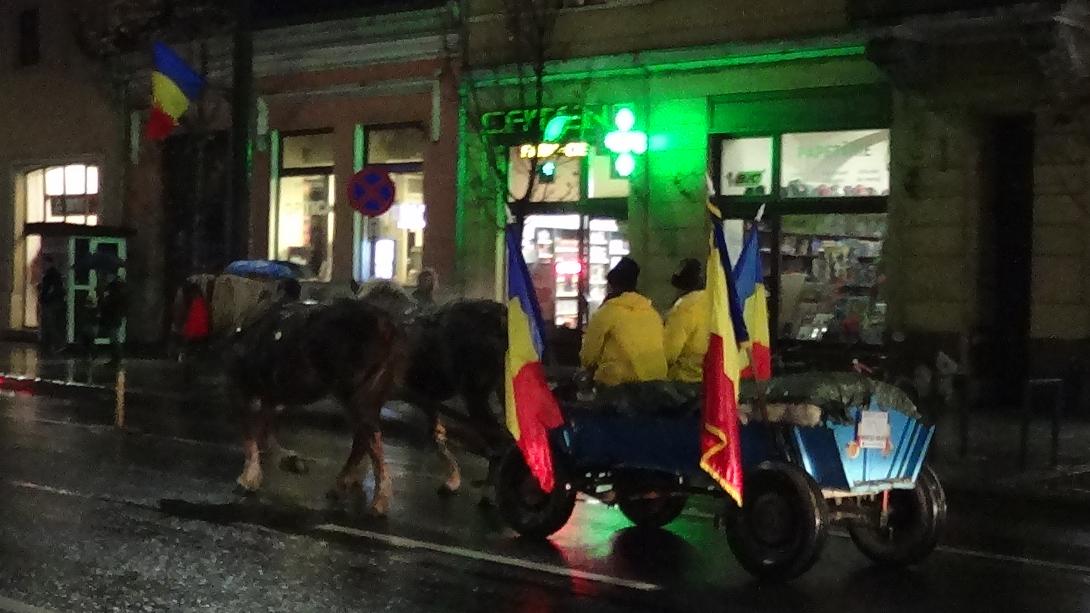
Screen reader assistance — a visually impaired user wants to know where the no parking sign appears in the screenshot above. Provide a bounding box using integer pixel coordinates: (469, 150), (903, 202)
(348, 166), (396, 217)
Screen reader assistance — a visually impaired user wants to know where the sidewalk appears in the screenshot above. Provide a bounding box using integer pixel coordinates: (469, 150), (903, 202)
(2, 341), (1090, 505)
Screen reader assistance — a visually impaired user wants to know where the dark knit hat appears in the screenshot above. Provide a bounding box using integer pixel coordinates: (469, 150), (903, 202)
(606, 256), (640, 292)
(671, 258), (704, 292)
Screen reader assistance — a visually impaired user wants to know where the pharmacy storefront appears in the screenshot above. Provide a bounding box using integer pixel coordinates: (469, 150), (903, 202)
(482, 104), (644, 329)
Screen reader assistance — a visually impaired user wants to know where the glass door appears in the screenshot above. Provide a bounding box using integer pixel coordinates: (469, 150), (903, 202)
(520, 214), (629, 330)
(68, 237), (127, 345)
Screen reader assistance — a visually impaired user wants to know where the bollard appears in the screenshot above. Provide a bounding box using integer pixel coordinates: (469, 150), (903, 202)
(114, 368), (126, 429)
(1019, 378), (1064, 469)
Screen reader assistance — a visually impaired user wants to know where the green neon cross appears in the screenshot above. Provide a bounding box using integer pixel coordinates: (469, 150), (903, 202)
(603, 107), (647, 178)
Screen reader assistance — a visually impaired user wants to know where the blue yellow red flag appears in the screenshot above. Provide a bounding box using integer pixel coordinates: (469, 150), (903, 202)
(147, 42), (204, 140)
(702, 205), (745, 506)
(732, 227), (772, 381)
(504, 225), (565, 492)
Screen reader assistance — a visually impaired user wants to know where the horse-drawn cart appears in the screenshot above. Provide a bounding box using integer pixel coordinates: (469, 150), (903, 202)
(495, 373), (946, 580)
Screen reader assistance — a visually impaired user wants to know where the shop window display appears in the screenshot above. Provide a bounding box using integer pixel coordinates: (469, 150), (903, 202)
(273, 175), (335, 280)
(366, 126), (427, 285)
(521, 215), (629, 329)
(768, 213), (887, 345)
(713, 128), (889, 348)
(270, 132), (336, 280)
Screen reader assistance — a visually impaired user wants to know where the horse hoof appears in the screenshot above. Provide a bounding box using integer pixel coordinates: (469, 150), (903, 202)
(368, 503), (389, 518)
(477, 495), (495, 509)
(437, 483), (459, 497)
(233, 484), (258, 498)
(279, 455), (309, 475)
(235, 474), (262, 494)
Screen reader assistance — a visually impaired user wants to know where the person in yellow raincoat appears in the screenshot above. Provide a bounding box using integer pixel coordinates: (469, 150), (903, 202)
(579, 257), (667, 386)
(663, 258), (709, 383)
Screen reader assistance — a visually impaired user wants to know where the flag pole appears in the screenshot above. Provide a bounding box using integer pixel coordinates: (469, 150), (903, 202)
(750, 204), (770, 426)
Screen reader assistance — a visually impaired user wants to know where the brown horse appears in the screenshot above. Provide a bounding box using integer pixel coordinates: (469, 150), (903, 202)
(357, 282), (509, 502)
(227, 298), (406, 516)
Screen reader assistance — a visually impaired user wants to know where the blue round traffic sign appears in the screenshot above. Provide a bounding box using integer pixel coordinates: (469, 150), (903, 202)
(348, 167), (396, 217)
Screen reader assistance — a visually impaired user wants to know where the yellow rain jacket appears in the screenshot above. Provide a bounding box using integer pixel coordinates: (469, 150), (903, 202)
(580, 292), (667, 386)
(664, 289), (710, 383)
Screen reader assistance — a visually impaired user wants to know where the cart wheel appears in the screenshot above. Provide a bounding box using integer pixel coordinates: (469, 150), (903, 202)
(725, 462), (829, 580)
(618, 494), (688, 528)
(496, 447), (576, 539)
(848, 465), (946, 566)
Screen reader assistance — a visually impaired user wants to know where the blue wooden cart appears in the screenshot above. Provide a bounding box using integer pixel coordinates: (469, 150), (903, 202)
(496, 374), (946, 580)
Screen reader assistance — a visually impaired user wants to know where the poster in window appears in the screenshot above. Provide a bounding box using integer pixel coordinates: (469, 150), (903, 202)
(719, 137), (773, 196)
(781, 130), (890, 198)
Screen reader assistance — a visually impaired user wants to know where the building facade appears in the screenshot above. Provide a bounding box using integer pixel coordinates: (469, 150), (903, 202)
(458, 0), (892, 361)
(0, 0), (461, 345)
(0, 0), (127, 340)
(458, 0), (1090, 404)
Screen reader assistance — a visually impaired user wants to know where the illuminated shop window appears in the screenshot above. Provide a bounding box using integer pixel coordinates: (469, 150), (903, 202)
(366, 126), (427, 286)
(271, 132), (335, 280)
(712, 128), (890, 346)
(22, 164), (100, 328)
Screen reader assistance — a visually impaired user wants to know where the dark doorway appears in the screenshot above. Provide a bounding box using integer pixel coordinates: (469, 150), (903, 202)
(977, 115), (1034, 406)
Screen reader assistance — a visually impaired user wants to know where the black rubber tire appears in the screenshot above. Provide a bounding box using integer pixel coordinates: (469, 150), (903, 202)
(618, 495), (688, 528)
(848, 465), (947, 566)
(496, 447), (576, 539)
(725, 462), (829, 580)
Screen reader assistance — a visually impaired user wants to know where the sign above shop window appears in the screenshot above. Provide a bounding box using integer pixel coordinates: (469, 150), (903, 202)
(519, 142), (589, 159)
(481, 105), (620, 141)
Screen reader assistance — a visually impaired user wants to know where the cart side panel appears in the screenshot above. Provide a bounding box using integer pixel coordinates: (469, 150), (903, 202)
(561, 412), (700, 474)
(791, 426), (850, 490)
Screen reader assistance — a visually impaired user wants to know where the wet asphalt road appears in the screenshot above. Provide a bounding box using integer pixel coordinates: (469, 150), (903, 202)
(4, 390), (1090, 612)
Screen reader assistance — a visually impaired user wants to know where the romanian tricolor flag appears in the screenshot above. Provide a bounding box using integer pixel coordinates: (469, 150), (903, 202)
(147, 42), (204, 141)
(733, 227), (772, 381)
(504, 225), (565, 492)
(701, 205), (746, 506)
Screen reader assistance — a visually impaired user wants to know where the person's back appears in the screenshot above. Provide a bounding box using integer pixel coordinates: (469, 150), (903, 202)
(581, 291), (668, 389)
(663, 259), (710, 383)
(664, 289), (710, 383)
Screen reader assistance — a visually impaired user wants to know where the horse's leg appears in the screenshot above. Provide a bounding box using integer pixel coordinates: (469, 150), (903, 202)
(267, 405), (308, 475)
(366, 428), (392, 517)
(433, 415), (462, 496)
(236, 398), (270, 493)
(399, 389), (462, 497)
(330, 421), (371, 499)
(462, 384), (507, 507)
